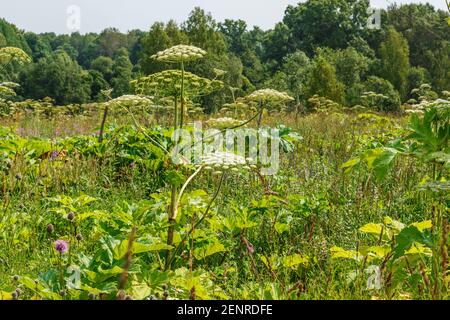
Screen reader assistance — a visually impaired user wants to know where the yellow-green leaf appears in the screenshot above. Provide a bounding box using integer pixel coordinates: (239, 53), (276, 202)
(411, 220), (432, 232)
(359, 223), (383, 236)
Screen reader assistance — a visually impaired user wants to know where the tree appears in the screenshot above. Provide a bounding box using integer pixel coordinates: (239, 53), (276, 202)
(139, 21), (188, 75)
(24, 32), (52, 61)
(283, 0), (370, 56)
(0, 19), (31, 54)
(91, 56), (114, 83)
(89, 70), (109, 101)
(96, 28), (127, 57)
(182, 7), (227, 56)
(359, 76), (401, 112)
(425, 41), (450, 92)
(306, 56), (345, 104)
(379, 27), (410, 99)
(111, 48), (133, 97)
(407, 66), (430, 99)
(219, 19), (248, 55)
(280, 51), (311, 103)
(20, 50), (91, 104)
(263, 22), (291, 70)
(386, 4), (450, 68)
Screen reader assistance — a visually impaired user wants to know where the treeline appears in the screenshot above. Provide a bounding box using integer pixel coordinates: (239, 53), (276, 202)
(1, 0), (449, 111)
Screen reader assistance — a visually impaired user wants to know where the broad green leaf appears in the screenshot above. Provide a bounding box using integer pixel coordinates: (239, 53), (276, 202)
(359, 223), (383, 236)
(384, 216), (405, 232)
(282, 254), (308, 268)
(0, 291), (12, 300)
(405, 242), (432, 256)
(372, 148), (398, 180)
(411, 220), (432, 232)
(393, 226), (429, 260)
(341, 157), (360, 174)
(330, 246), (362, 261)
(274, 222), (289, 234)
(194, 241), (226, 260)
(114, 240), (173, 260)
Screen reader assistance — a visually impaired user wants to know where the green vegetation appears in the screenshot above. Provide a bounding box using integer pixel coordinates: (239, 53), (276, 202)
(0, 1), (449, 300)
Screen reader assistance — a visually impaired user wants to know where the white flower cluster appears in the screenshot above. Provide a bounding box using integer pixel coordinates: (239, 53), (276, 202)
(201, 152), (255, 174)
(107, 95), (152, 107)
(404, 98), (450, 115)
(151, 45), (207, 62)
(0, 85), (16, 97)
(205, 117), (244, 129)
(246, 89), (294, 103)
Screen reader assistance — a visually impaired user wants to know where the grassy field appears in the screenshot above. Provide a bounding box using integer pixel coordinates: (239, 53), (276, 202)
(0, 103), (448, 300)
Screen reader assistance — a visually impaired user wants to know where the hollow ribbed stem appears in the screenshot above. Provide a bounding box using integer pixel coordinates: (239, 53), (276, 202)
(179, 61), (185, 130)
(166, 172), (226, 269)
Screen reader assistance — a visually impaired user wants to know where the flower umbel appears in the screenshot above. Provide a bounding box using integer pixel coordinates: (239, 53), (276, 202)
(151, 45), (206, 63)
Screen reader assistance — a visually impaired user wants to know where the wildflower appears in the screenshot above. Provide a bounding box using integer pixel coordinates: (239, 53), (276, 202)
(151, 45), (206, 63)
(67, 212), (75, 221)
(50, 151), (59, 161)
(0, 47), (32, 65)
(106, 95), (152, 108)
(54, 240), (69, 254)
(200, 152), (253, 173)
(88, 293), (95, 300)
(59, 290), (66, 297)
(11, 291), (18, 300)
(12, 275), (19, 282)
(205, 117), (245, 129)
(75, 234), (83, 241)
(15, 288), (21, 296)
(246, 89), (294, 104)
(47, 224), (54, 234)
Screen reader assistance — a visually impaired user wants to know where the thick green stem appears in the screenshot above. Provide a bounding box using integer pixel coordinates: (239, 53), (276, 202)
(174, 94), (178, 131)
(98, 105), (109, 143)
(179, 61), (185, 130)
(166, 172), (226, 269)
(165, 184), (178, 269)
(257, 100), (263, 129)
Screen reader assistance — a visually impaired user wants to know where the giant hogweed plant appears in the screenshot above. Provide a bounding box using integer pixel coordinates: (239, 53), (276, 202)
(0, 47), (31, 111)
(331, 216), (442, 299)
(128, 45), (299, 273)
(342, 98), (449, 299)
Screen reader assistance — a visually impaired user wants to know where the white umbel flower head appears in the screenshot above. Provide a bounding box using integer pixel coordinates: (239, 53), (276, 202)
(200, 152), (254, 174)
(205, 117), (245, 129)
(0, 47), (31, 65)
(0, 85), (16, 97)
(246, 89), (294, 103)
(106, 95), (152, 107)
(151, 45), (207, 63)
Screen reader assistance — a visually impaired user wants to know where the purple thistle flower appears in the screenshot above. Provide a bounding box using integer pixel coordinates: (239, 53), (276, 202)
(50, 151), (59, 161)
(54, 240), (69, 254)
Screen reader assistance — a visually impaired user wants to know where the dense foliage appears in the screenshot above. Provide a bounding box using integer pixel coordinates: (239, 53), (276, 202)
(0, 2), (449, 110)
(0, 1), (449, 301)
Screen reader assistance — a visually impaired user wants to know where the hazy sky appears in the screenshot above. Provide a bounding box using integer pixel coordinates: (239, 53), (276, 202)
(1, 0), (448, 34)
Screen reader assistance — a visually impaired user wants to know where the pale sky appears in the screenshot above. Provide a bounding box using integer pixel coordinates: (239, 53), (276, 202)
(1, 0), (447, 34)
